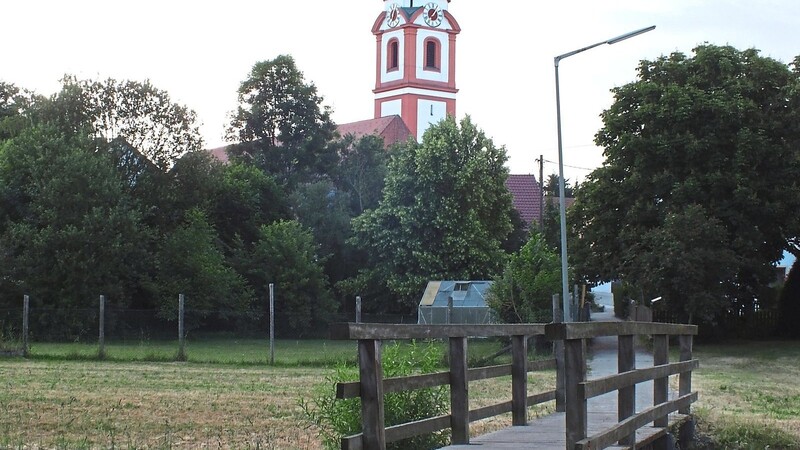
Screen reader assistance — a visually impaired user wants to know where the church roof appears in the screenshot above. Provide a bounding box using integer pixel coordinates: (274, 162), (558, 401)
(208, 145), (230, 164)
(207, 116), (413, 164)
(336, 115), (413, 147)
(505, 174), (543, 228)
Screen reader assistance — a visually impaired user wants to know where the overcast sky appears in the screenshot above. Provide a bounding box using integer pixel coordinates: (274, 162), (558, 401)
(4, 0), (799, 182)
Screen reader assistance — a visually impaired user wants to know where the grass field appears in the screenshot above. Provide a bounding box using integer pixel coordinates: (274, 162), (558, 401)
(0, 338), (555, 449)
(0, 339), (798, 449)
(691, 340), (800, 449)
(24, 339), (360, 366)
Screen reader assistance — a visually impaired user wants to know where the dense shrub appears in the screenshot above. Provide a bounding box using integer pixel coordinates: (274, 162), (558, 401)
(301, 341), (449, 449)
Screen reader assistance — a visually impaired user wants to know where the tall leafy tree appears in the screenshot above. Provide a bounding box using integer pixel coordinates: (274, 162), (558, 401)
(488, 232), (561, 323)
(351, 116), (514, 312)
(238, 220), (336, 335)
(154, 208), (254, 326)
(0, 82), (35, 141)
(778, 259), (800, 338)
(334, 134), (393, 215)
(212, 162), (289, 248)
(571, 45), (800, 323)
(0, 126), (148, 338)
(47, 76), (204, 170)
(290, 181), (355, 289)
(226, 55), (338, 188)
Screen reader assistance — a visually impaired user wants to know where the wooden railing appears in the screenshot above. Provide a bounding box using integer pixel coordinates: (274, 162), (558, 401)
(329, 323), (557, 450)
(331, 321), (698, 450)
(545, 321), (698, 449)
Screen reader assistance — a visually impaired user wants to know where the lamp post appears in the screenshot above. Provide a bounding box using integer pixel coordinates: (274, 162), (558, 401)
(554, 25), (655, 321)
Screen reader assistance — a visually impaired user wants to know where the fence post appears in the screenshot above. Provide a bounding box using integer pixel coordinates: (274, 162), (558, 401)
(553, 294), (565, 412)
(269, 283), (275, 365)
(358, 339), (386, 449)
(652, 333), (670, 450)
(618, 334), (635, 446)
(653, 335), (669, 421)
(356, 296), (362, 324)
(22, 295), (29, 357)
(679, 334), (693, 414)
(511, 334), (528, 426)
(564, 336), (587, 449)
(446, 296), (453, 324)
(449, 337), (469, 444)
(99, 295), (106, 359)
(177, 294), (186, 361)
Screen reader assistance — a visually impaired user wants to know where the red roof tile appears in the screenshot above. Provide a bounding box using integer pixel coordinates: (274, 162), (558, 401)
(208, 145), (230, 163)
(505, 174), (543, 228)
(337, 115), (412, 147)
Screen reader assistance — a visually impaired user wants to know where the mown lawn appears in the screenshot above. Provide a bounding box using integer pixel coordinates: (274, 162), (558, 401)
(691, 340), (800, 449)
(0, 338), (555, 449)
(1, 339), (797, 449)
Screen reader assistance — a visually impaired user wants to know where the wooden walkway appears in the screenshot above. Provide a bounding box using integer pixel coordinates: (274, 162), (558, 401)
(441, 411), (687, 449)
(331, 315), (697, 450)
(441, 319), (683, 449)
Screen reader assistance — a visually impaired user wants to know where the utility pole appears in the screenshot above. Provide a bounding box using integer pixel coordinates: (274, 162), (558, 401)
(538, 154), (544, 233)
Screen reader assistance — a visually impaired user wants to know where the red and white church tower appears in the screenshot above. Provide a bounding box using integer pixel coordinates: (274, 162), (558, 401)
(373, 1), (460, 142)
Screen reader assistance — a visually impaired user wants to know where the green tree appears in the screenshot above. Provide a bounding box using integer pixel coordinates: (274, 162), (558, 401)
(0, 82), (34, 141)
(0, 126), (148, 338)
(290, 181), (356, 290)
(540, 173), (576, 252)
(154, 208), (253, 326)
(226, 55), (338, 188)
(488, 233), (561, 323)
(334, 134), (393, 215)
(351, 116), (514, 312)
(212, 162), (289, 248)
(571, 45), (800, 323)
(778, 259), (800, 339)
(49, 76), (204, 170)
(239, 220), (336, 335)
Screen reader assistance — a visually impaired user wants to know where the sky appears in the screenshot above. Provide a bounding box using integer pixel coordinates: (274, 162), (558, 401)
(3, 0), (800, 183)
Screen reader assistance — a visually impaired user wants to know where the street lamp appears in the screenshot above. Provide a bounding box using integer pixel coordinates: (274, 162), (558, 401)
(554, 25), (655, 321)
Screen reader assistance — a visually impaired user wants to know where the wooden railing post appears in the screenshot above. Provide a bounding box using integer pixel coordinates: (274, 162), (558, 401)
(679, 334), (693, 414)
(564, 337), (587, 449)
(449, 337), (469, 444)
(553, 294), (566, 412)
(653, 334), (669, 426)
(359, 339), (386, 450)
(618, 334), (635, 446)
(511, 334), (528, 426)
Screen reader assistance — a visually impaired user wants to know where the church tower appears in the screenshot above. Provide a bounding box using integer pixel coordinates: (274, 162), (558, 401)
(373, 1), (460, 142)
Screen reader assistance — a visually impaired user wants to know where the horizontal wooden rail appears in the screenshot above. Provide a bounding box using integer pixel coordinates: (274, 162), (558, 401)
(337, 358), (556, 399)
(470, 390), (557, 422)
(576, 392), (698, 450)
(330, 323), (547, 340)
(545, 321), (697, 340)
(341, 414), (452, 450)
(580, 359), (700, 399)
(343, 389), (560, 449)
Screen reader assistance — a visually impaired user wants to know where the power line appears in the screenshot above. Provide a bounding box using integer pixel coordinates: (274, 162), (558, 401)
(541, 159), (595, 171)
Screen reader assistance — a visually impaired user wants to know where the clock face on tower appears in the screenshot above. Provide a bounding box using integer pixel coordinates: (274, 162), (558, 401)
(387, 3), (400, 28)
(423, 2), (443, 27)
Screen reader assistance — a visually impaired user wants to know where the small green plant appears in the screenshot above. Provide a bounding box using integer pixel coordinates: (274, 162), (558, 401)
(301, 340), (449, 450)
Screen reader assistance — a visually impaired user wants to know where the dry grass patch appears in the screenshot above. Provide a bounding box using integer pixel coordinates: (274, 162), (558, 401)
(0, 360), (326, 449)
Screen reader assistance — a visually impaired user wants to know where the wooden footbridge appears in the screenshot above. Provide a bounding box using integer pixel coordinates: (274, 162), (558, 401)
(330, 319), (698, 450)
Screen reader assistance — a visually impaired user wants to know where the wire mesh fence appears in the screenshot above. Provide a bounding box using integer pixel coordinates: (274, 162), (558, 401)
(0, 293), (418, 361)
